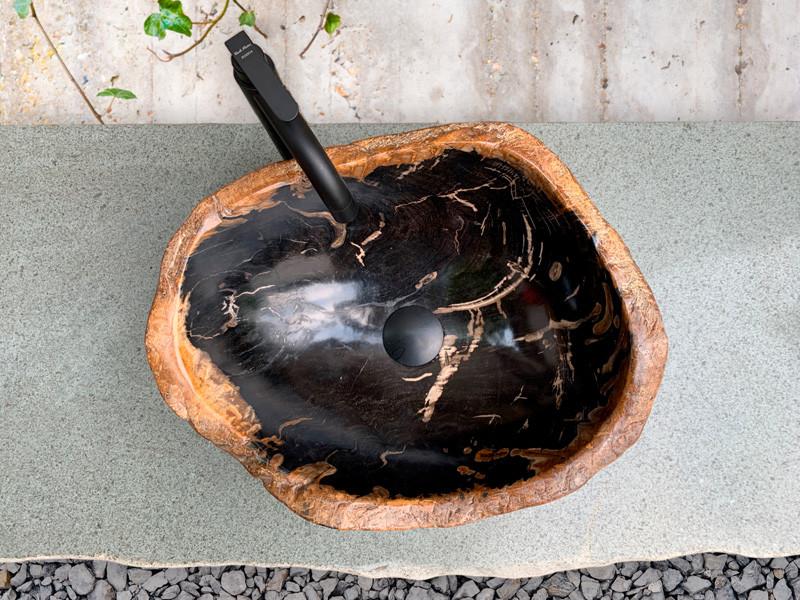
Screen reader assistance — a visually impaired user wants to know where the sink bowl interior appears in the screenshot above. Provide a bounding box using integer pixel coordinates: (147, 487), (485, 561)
(182, 148), (627, 498)
(146, 123), (667, 529)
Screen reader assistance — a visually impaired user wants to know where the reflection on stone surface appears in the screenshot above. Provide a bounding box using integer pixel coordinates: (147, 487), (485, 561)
(181, 149), (629, 498)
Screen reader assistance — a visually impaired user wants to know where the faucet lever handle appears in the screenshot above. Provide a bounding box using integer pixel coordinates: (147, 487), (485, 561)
(225, 31), (299, 123)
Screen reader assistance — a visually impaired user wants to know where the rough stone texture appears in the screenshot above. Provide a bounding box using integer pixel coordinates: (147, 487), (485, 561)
(1, 1), (799, 124)
(0, 124), (799, 572)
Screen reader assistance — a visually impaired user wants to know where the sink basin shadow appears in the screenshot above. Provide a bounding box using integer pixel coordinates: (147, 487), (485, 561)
(146, 123), (667, 530)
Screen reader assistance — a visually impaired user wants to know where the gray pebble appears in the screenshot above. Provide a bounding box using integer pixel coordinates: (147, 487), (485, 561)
(682, 576), (711, 595)
(454, 580), (480, 599)
(175, 593), (194, 600)
(619, 564), (638, 578)
(585, 567), (616, 582)
(54, 566), (70, 583)
(10, 566), (27, 588)
(566, 571), (581, 589)
(286, 581), (302, 593)
(92, 562), (107, 579)
(520, 579), (538, 593)
(476, 590), (495, 600)
(747, 591), (767, 600)
(161, 585), (181, 599)
(429, 577), (448, 594)
(68, 564), (95, 596)
(405, 587), (429, 600)
(127, 570), (152, 586)
(106, 564), (128, 592)
(704, 555), (728, 574)
(88, 581), (114, 600)
(610, 577), (631, 593)
(669, 559), (692, 575)
(266, 570), (288, 592)
(179, 581), (199, 596)
(358, 578), (373, 591)
(290, 569), (307, 578)
(486, 579), (504, 590)
(581, 577), (601, 600)
(545, 573), (576, 597)
(320, 579), (338, 600)
(116, 592), (132, 600)
(731, 561), (765, 594)
(770, 558), (789, 570)
(714, 579), (735, 600)
(142, 571), (168, 593)
(772, 578), (791, 600)
(633, 569), (660, 588)
(789, 579), (800, 600)
(220, 571), (246, 596)
(448, 577), (459, 593)
(165, 569), (188, 585)
(28, 566), (42, 580)
(661, 569), (683, 593)
(305, 585), (321, 600)
(497, 580), (521, 600)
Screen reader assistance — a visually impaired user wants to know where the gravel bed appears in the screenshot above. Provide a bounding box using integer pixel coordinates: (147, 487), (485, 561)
(1, 554), (798, 600)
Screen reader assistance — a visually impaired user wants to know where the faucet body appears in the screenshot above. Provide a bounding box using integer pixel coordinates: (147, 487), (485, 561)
(225, 31), (358, 224)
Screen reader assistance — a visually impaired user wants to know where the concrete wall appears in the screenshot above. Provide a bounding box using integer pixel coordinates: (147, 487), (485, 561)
(1, 0), (798, 124)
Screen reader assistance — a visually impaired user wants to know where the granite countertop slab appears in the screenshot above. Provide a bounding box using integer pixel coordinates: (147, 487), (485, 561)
(0, 123), (798, 578)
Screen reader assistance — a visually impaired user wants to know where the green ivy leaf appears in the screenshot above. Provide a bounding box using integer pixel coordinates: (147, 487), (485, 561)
(158, 0), (192, 36)
(144, 0), (192, 39)
(13, 0), (32, 18)
(239, 10), (256, 27)
(97, 88), (137, 100)
(144, 13), (166, 39)
(323, 12), (341, 35)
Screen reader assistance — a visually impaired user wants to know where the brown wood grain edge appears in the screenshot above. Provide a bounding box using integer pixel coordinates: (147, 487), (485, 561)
(144, 122), (669, 531)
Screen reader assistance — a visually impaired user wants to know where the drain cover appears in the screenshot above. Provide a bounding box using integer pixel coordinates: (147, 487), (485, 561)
(382, 305), (444, 367)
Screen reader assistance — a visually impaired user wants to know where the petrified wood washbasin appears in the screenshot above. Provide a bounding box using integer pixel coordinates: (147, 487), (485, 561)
(145, 123), (667, 530)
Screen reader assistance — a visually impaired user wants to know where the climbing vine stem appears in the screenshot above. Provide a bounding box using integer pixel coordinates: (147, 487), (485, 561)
(299, 0), (333, 59)
(29, 1), (105, 124)
(232, 0), (268, 39)
(151, 0), (230, 62)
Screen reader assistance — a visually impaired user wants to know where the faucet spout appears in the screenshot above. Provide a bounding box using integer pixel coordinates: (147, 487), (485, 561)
(225, 31), (358, 224)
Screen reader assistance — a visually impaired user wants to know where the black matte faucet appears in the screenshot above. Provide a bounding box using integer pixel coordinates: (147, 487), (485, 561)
(225, 31), (358, 224)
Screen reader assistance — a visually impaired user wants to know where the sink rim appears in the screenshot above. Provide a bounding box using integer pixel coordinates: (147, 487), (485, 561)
(145, 122), (668, 530)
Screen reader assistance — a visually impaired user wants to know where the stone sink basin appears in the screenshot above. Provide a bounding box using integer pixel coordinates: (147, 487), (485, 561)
(145, 123), (668, 530)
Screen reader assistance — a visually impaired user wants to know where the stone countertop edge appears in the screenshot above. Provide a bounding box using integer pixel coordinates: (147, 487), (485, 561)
(0, 123), (798, 579)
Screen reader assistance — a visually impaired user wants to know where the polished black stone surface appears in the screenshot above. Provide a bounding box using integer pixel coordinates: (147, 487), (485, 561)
(181, 150), (629, 498)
